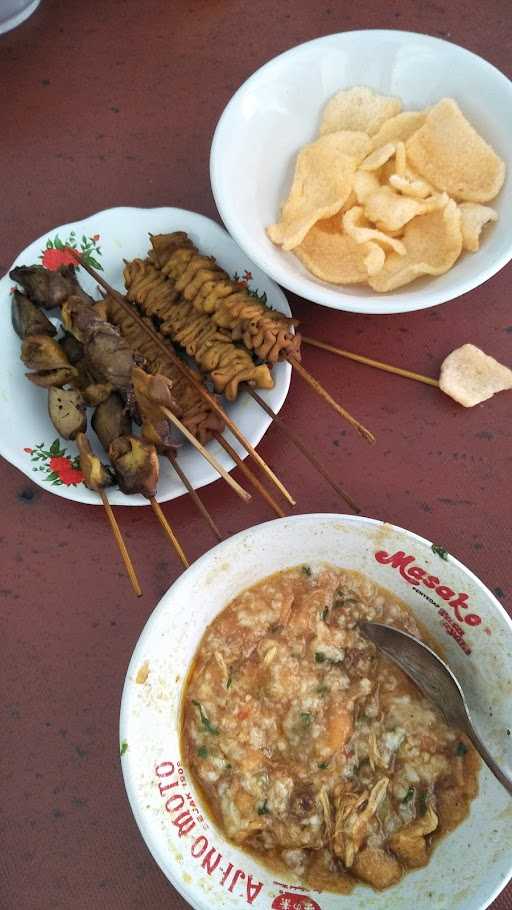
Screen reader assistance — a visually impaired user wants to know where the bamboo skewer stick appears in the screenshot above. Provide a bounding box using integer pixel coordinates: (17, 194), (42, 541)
(247, 389), (360, 514)
(286, 355), (376, 444)
(213, 432), (286, 519)
(303, 337), (440, 388)
(160, 407), (251, 503)
(74, 253), (296, 506)
(149, 496), (189, 568)
(99, 490), (142, 597)
(167, 451), (223, 541)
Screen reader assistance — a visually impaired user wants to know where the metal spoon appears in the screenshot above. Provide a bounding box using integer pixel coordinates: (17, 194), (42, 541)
(359, 621), (512, 796)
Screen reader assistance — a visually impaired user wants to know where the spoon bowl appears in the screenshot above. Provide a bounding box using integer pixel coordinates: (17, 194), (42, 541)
(359, 620), (512, 796)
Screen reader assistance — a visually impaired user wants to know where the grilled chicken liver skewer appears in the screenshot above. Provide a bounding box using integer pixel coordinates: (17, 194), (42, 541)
(12, 289), (56, 339)
(75, 432), (142, 597)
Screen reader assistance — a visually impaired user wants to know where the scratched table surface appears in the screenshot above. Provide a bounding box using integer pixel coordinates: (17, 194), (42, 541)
(1, 1), (511, 908)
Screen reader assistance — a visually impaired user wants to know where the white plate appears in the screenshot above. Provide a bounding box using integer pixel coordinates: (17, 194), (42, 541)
(120, 513), (512, 910)
(211, 30), (512, 314)
(0, 206), (291, 505)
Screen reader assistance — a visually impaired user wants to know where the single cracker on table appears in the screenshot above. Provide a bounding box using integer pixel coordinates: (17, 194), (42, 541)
(439, 343), (512, 407)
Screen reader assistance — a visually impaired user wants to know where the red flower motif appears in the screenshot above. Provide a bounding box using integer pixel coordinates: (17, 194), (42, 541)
(59, 465), (84, 486)
(48, 454), (83, 485)
(242, 270), (253, 282)
(24, 447), (33, 453)
(49, 455), (71, 474)
(91, 234), (100, 242)
(41, 247), (78, 270)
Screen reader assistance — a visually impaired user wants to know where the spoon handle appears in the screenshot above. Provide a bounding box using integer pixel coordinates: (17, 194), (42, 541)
(465, 721), (512, 796)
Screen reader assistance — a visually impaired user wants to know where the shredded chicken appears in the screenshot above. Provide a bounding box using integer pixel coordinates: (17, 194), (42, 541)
(333, 777), (389, 867)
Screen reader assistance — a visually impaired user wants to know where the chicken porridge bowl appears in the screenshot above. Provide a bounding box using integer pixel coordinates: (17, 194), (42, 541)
(120, 514), (512, 910)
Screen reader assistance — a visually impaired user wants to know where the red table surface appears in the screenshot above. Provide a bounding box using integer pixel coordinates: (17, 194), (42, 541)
(1, 2), (511, 908)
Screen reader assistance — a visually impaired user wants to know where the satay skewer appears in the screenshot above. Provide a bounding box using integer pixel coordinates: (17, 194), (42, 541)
(246, 389), (360, 514)
(144, 233), (374, 445)
(73, 252), (296, 506)
(303, 337), (512, 408)
(213, 432), (286, 519)
(98, 489), (143, 596)
(160, 406), (251, 503)
(302, 337), (440, 388)
(75, 433), (144, 596)
(166, 451), (223, 541)
(286, 355), (376, 444)
(149, 497), (189, 568)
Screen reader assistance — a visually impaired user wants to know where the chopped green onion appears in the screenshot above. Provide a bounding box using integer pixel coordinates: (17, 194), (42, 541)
(321, 607), (329, 622)
(257, 800), (270, 815)
(315, 651), (326, 663)
(316, 684), (330, 695)
(302, 565), (312, 576)
(192, 700), (219, 735)
(197, 746), (208, 758)
(120, 740), (128, 757)
(226, 676), (232, 689)
(456, 741), (468, 756)
(318, 761), (329, 769)
(403, 786), (415, 803)
(300, 712), (312, 726)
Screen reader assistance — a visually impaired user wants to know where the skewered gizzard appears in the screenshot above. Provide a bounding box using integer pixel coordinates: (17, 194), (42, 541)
(10, 262), (143, 594)
(12, 289), (57, 339)
(10, 263), (233, 556)
(10, 264), (195, 578)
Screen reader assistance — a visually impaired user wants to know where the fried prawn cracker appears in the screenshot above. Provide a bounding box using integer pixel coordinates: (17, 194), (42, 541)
(406, 98), (505, 202)
(319, 86), (401, 136)
(368, 198), (462, 291)
(370, 110), (428, 149)
(267, 132), (369, 251)
(458, 203), (498, 252)
(439, 343), (512, 406)
(294, 215), (376, 284)
(343, 205), (406, 254)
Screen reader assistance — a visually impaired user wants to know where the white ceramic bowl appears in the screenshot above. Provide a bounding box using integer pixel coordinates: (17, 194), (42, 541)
(210, 31), (512, 314)
(120, 513), (512, 910)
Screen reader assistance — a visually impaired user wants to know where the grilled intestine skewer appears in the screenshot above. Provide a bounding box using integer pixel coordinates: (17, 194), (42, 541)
(114, 249), (359, 511)
(148, 231), (301, 363)
(61, 293), (250, 503)
(123, 258), (274, 401)
(104, 294), (286, 519)
(57, 293), (240, 547)
(147, 232), (374, 443)
(106, 279), (358, 515)
(71, 251), (296, 507)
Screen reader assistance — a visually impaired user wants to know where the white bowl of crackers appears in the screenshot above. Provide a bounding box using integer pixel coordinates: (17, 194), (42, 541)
(211, 30), (512, 314)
